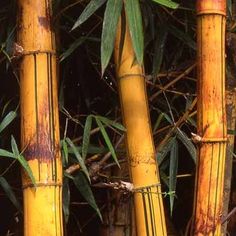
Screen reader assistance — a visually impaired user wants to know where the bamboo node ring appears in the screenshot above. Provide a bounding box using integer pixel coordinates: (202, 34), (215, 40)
(118, 73), (145, 80)
(133, 183), (162, 193)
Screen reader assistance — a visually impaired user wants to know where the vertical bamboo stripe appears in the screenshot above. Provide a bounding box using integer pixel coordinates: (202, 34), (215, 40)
(18, 0), (63, 235)
(114, 18), (167, 236)
(191, 1), (227, 235)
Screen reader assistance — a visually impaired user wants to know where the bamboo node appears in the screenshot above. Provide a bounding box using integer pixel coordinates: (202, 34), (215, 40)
(118, 73), (145, 80)
(133, 183), (162, 193)
(191, 133), (228, 144)
(12, 43), (56, 59)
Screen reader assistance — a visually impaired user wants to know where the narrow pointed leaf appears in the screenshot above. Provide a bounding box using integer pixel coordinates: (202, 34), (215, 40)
(73, 172), (102, 220)
(82, 115), (93, 160)
(71, 0), (107, 31)
(0, 177), (22, 212)
(124, 0), (144, 64)
(151, 0), (179, 9)
(157, 136), (176, 165)
(97, 116), (126, 131)
(0, 111), (17, 133)
(169, 139), (178, 216)
(101, 0), (123, 74)
(0, 149), (15, 158)
(62, 177), (70, 223)
(66, 137), (90, 181)
(11, 136), (36, 186)
(176, 129), (196, 163)
(95, 117), (120, 167)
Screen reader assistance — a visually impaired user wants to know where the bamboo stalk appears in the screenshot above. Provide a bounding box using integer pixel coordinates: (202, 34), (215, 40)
(191, 0), (227, 235)
(18, 0), (63, 235)
(114, 18), (167, 236)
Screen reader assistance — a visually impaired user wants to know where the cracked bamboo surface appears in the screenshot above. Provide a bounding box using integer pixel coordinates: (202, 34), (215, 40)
(191, 0), (227, 235)
(18, 0), (63, 235)
(114, 19), (167, 236)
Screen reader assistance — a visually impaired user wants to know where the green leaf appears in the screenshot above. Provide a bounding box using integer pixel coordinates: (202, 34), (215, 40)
(61, 139), (69, 166)
(62, 177), (70, 223)
(154, 113), (164, 132)
(152, 25), (168, 76)
(169, 139), (178, 216)
(125, 0), (144, 64)
(157, 137), (176, 165)
(11, 136), (36, 187)
(71, 0), (107, 31)
(168, 25), (196, 50)
(60, 37), (100, 61)
(60, 37), (86, 62)
(97, 116), (126, 132)
(66, 138), (90, 181)
(101, 0), (123, 74)
(151, 0), (179, 9)
(176, 129), (196, 164)
(0, 111), (17, 133)
(0, 177), (22, 212)
(82, 115), (93, 160)
(95, 117), (120, 167)
(0, 149), (15, 158)
(73, 172), (102, 220)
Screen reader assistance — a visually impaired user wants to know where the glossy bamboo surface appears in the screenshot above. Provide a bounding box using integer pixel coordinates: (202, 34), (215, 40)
(191, 1), (227, 235)
(114, 19), (167, 236)
(18, 0), (63, 235)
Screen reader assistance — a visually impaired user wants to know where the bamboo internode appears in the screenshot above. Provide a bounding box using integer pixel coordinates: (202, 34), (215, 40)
(18, 0), (63, 235)
(191, 0), (227, 235)
(114, 19), (167, 236)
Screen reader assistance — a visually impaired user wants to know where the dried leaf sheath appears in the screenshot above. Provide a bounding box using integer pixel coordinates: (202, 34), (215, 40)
(191, 1), (227, 235)
(18, 0), (63, 235)
(114, 19), (167, 236)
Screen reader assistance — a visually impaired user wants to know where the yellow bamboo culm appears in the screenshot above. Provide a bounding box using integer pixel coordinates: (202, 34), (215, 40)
(114, 19), (167, 236)
(18, 0), (63, 235)
(191, 0), (227, 235)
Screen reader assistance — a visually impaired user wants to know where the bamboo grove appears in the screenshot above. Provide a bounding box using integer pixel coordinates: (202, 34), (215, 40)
(1, 0), (236, 235)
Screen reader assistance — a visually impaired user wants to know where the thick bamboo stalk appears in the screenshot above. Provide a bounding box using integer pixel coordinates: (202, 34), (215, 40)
(191, 0), (227, 235)
(114, 19), (167, 236)
(18, 0), (63, 235)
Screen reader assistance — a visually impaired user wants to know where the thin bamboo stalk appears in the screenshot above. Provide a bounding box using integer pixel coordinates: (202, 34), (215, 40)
(114, 18), (167, 236)
(18, 0), (63, 235)
(191, 0), (227, 235)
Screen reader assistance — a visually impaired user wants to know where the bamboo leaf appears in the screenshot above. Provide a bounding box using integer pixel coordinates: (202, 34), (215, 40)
(157, 137), (176, 165)
(176, 129), (196, 164)
(95, 117), (120, 167)
(62, 177), (70, 223)
(0, 111), (17, 133)
(101, 0), (123, 74)
(0, 149), (15, 158)
(168, 25), (196, 50)
(11, 136), (36, 187)
(154, 113), (164, 132)
(151, 0), (179, 9)
(66, 137), (90, 181)
(97, 116), (126, 132)
(82, 115), (93, 160)
(169, 139), (178, 216)
(73, 172), (102, 220)
(61, 139), (68, 166)
(152, 26), (168, 76)
(71, 0), (107, 31)
(124, 0), (144, 64)
(0, 177), (22, 212)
